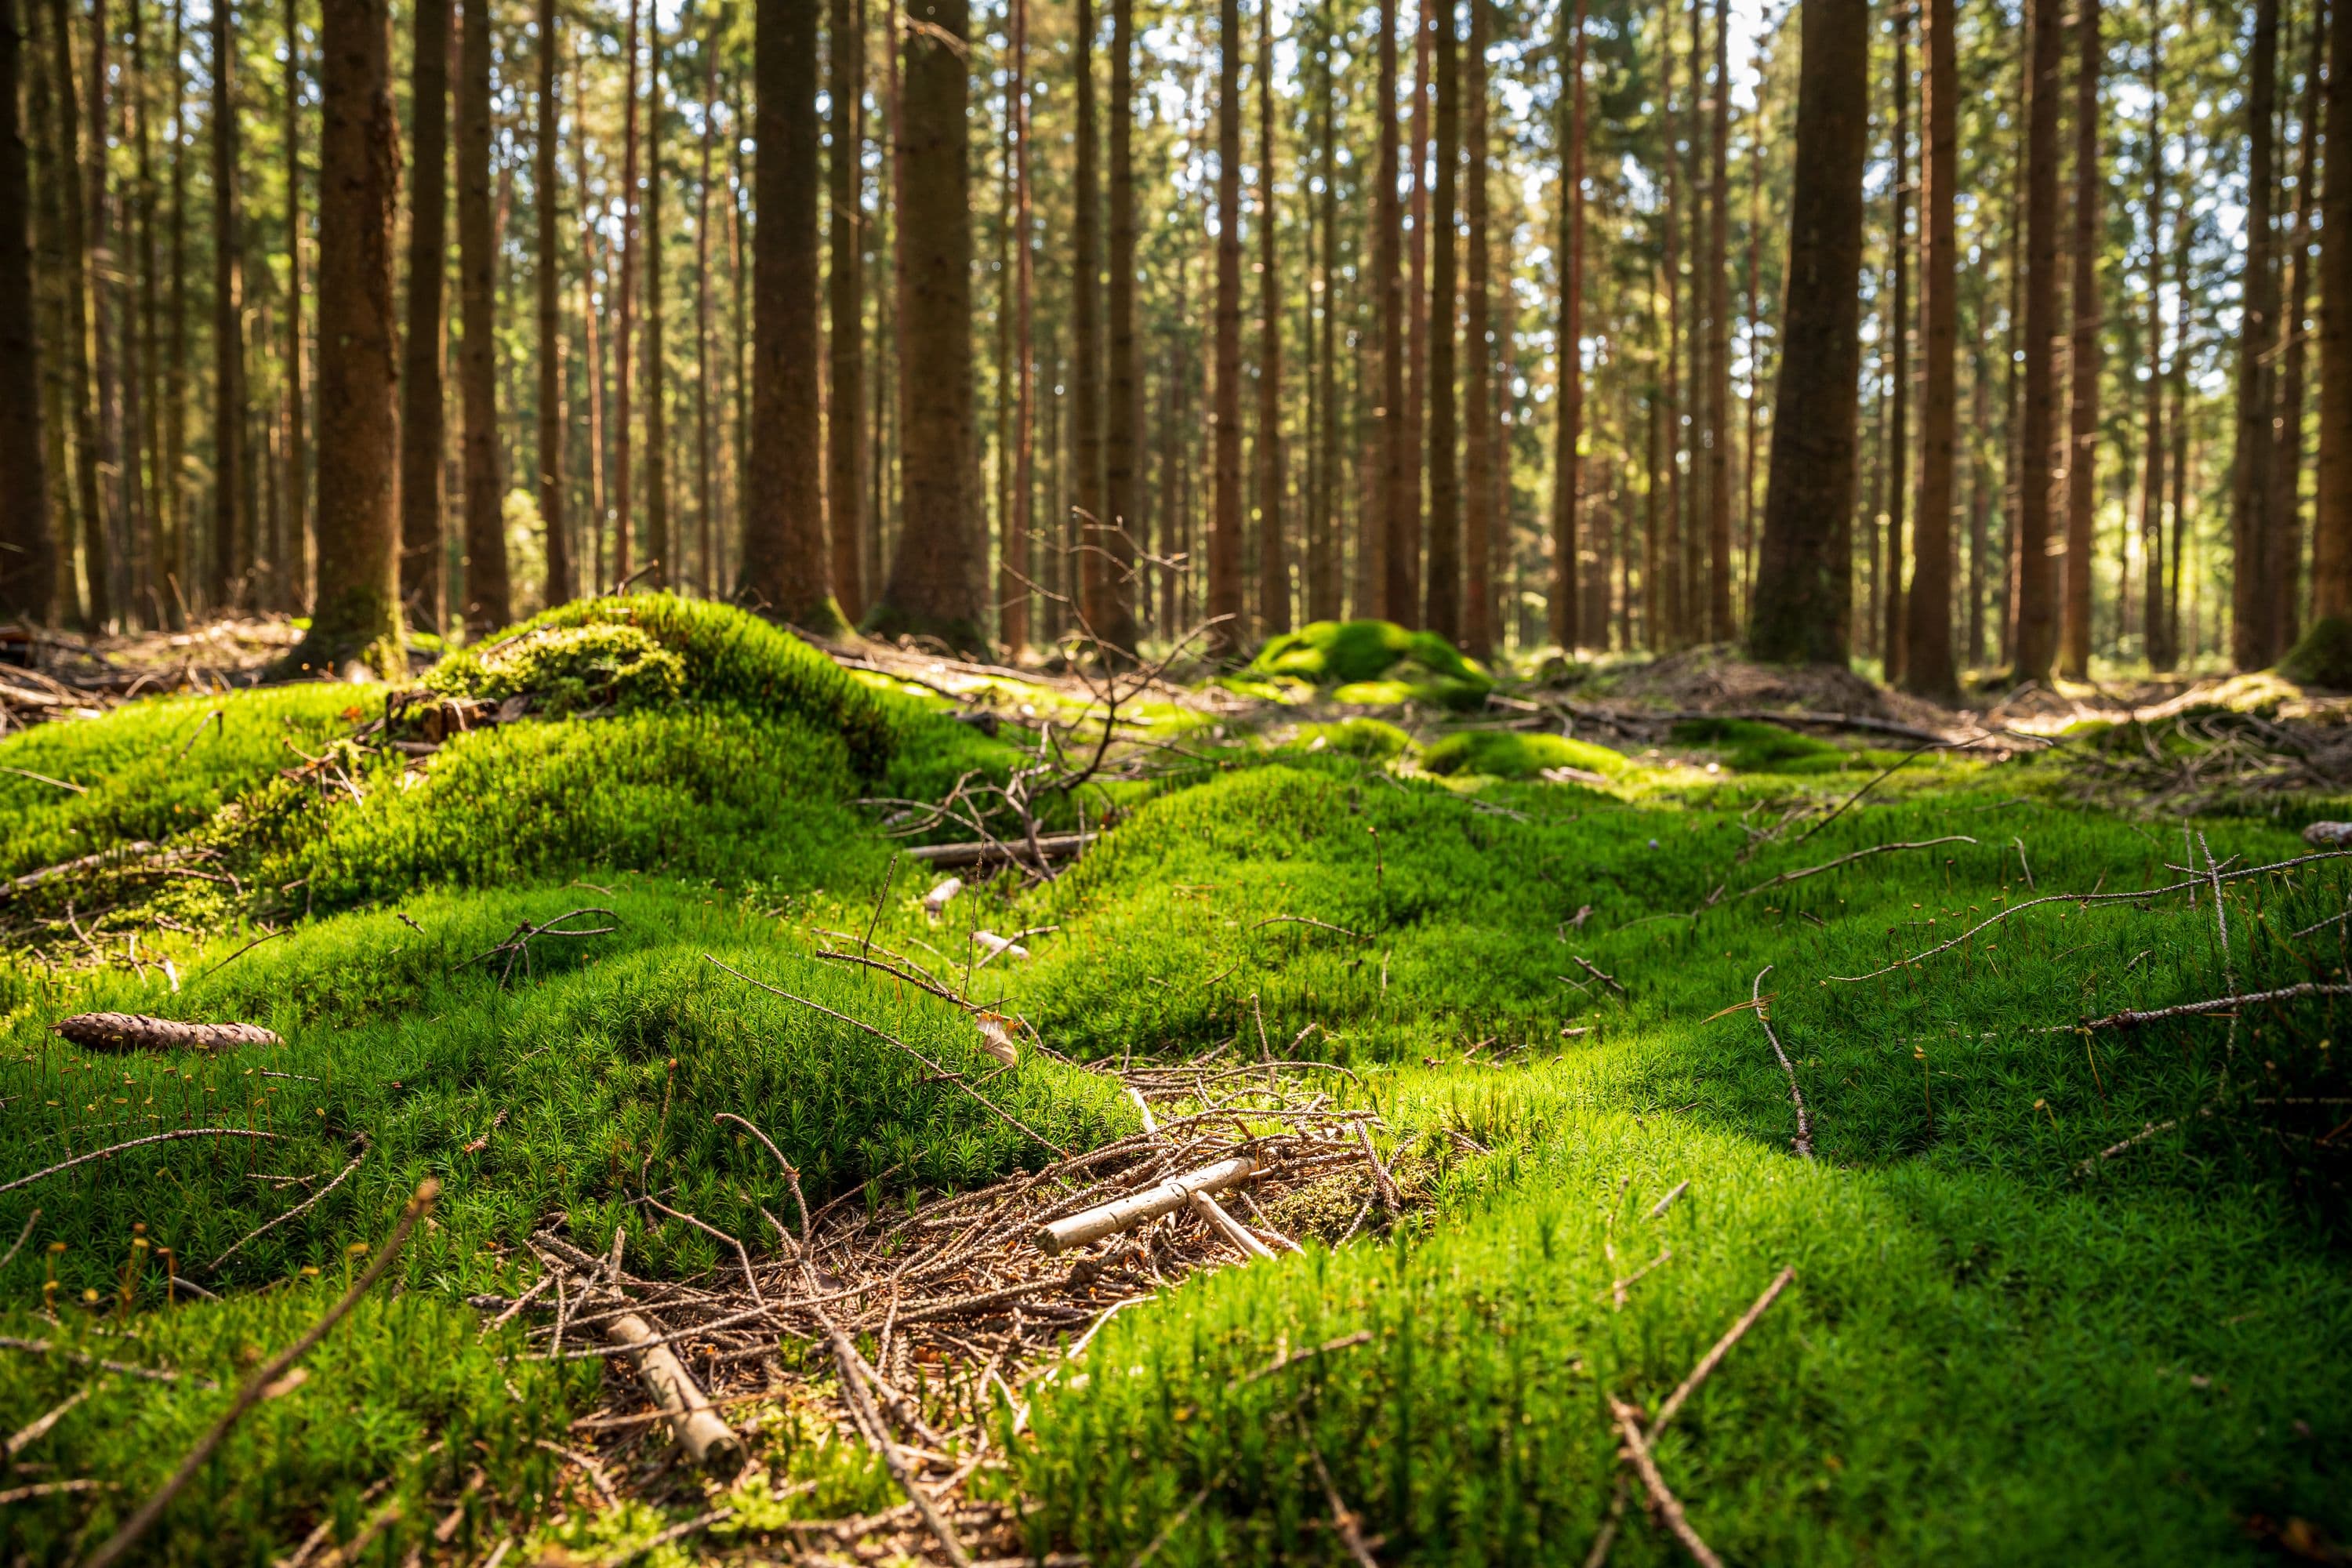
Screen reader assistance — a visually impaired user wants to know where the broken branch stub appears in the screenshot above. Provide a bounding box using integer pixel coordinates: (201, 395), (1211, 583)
(1033, 1154), (1260, 1256)
(53, 1013), (281, 1052)
(604, 1311), (745, 1475)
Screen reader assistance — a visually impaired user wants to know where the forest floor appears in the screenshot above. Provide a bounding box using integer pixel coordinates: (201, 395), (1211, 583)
(1, 601), (2348, 1566)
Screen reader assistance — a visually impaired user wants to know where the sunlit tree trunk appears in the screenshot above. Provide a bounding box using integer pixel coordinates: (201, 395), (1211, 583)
(1658, 8), (1683, 648)
(292, 0), (401, 670)
(456, 0), (506, 632)
(2232, 0), (2280, 670)
(1748, 0), (1866, 665)
(399, 0), (447, 627)
(1397, 0), (1428, 624)
(1003, 0), (1031, 648)
(537, 0), (567, 604)
(827, 0), (862, 618)
(2310, 0), (2352, 651)
(1903, 0), (1957, 700)
(88, 0), (117, 622)
(2011, 0), (2063, 678)
(0, 0), (52, 619)
(2270, 3), (2322, 650)
(1254, 0), (1286, 640)
(1310, 0), (1341, 623)
(282, 0), (307, 610)
(1883, 7), (1909, 677)
(1104, 0), (1140, 652)
(1369, 0), (1401, 621)
(1703, 0), (1730, 641)
(48, 0), (97, 625)
(2059, 0), (2100, 678)
(612, 0), (639, 583)
(1421, 0), (1457, 639)
(1208, 0), (1243, 652)
(1461, 0), (1490, 658)
(1549, 0), (1584, 651)
(1072, 0), (1104, 637)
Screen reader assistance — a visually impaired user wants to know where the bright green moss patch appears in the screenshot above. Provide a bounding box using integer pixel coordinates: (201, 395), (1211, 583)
(1668, 715), (1846, 771)
(419, 619), (688, 714)
(1420, 729), (1628, 779)
(1250, 620), (1494, 710)
(1279, 718), (1416, 761)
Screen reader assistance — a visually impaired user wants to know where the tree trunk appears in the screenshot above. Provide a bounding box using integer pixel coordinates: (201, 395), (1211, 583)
(1421, 0), (1457, 641)
(87, 0), (116, 624)
(1370, 0), (1402, 622)
(537, 0), (566, 604)
(612, 0), (638, 585)
(1659, 12), (1682, 648)
(1902, 0), (1957, 700)
(282, 0), (307, 611)
(643, 13), (667, 591)
(399, 0), (447, 626)
(291, 0), (401, 669)
(1072, 0), (1104, 640)
(1883, 7), (1908, 677)
(742, 0), (837, 626)
(1312, 0), (1340, 623)
(0, 0), (52, 619)
(870, 0), (979, 645)
(1254, 0), (1286, 641)
(456, 0), (506, 633)
(1460, 0), (1490, 658)
(1103, 0), (1139, 652)
(827, 0), (862, 619)
(2311, 0), (2352, 650)
(1550, 0), (1584, 650)
(2271, 2), (2323, 651)
(2009, 0), (2063, 678)
(1003, 0), (1031, 648)
(1703, 0), (1730, 641)
(1747, 0), (1866, 666)
(162, 0), (185, 620)
(2232, 0), (2280, 670)
(1397, 0), (1429, 624)
(1207, 0), (1243, 652)
(49, 0), (96, 625)
(2059, 0), (2101, 678)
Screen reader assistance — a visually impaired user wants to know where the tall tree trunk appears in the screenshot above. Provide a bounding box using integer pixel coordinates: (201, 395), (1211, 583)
(1748, 0), (1866, 665)
(2011, 0), (2063, 677)
(48, 0), (98, 626)
(742, 0), (834, 624)
(1703, 0), (1730, 641)
(205, 0), (237, 612)
(2311, 0), (2352, 655)
(642, 12), (667, 590)
(1254, 0), (1286, 640)
(1461, 0), (1490, 658)
(1659, 10), (1682, 647)
(2168, 169), (2190, 662)
(2060, 0), (2101, 677)
(2271, 2), (2322, 649)
(1550, 0), (1584, 650)
(292, 0), (400, 668)
(827, 0), (862, 618)
(88, 0), (116, 622)
(457, 0), (506, 631)
(537, 0), (566, 604)
(1370, 0), (1402, 621)
(612, 0), (639, 585)
(1104, 0), (1139, 652)
(1003, 0), (1031, 648)
(1903, 0), (1957, 699)
(1072, 0), (1103, 638)
(870, 0), (979, 644)
(2233, 0), (2280, 670)
(0, 0), (52, 618)
(1208, 0), (1243, 651)
(399, 0), (446, 626)
(161, 0), (184, 617)
(1311, 0), (1340, 622)
(1421, 0), (1457, 638)
(1968, 339), (1990, 667)
(282, 0), (307, 609)
(2135, 3), (2166, 672)
(1679, 0), (1702, 642)
(1883, 7), (1908, 676)
(1398, 0), (1428, 624)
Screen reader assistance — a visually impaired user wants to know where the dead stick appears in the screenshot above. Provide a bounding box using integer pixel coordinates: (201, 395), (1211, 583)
(82, 1179), (440, 1568)
(206, 1138), (368, 1271)
(1653, 1266), (1797, 1433)
(1607, 1398), (1724, 1568)
(0, 1128), (281, 1197)
(1750, 968), (1814, 1160)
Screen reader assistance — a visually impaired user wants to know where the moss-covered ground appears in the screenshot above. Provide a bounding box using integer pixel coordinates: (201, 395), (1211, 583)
(0, 599), (2345, 1565)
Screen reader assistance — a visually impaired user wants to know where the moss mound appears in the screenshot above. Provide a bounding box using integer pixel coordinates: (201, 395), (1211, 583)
(2281, 614), (2352, 690)
(1248, 619), (1494, 710)
(1279, 717), (1416, 761)
(419, 619), (686, 715)
(1669, 715), (1846, 772)
(1421, 729), (1628, 779)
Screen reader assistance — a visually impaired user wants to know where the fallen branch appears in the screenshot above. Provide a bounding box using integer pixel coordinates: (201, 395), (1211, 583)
(205, 1139), (369, 1272)
(2083, 982), (2352, 1032)
(1033, 1154), (1260, 1256)
(1735, 836), (1977, 901)
(906, 832), (1097, 867)
(82, 1178), (440, 1568)
(0, 1335), (206, 1386)
(0, 1128), (281, 1197)
(1651, 1267), (1797, 1433)
(1748, 968), (1814, 1160)
(1249, 914), (1371, 942)
(1607, 1398), (1725, 1568)
(1189, 1189), (1277, 1261)
(603, 1305), (745, 1474)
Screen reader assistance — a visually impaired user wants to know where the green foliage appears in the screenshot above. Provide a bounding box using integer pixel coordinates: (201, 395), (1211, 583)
(1249, 620), (1495, 710)
(0, 687), (369, 880)
(1420, 731), (1629, 780)
(420, 619), (688, 715)
(1668, 715), (1847, 771)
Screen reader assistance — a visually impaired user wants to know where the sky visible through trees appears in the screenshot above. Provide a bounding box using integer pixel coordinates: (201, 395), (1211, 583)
(2, 0), (2344, 688)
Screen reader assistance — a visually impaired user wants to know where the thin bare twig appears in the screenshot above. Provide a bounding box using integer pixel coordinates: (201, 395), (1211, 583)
(1748, 969), (1813, 1159)
(0, 1128), (281, 1197)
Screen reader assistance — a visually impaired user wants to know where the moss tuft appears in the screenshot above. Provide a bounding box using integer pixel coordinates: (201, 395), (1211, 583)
(1279, 718), (1416, 761)
(1668, 715), (1846, 771)
(1249, 619), (1494, 710)
(1419, 730), (1628, 779)
(421, 620), (687, 715)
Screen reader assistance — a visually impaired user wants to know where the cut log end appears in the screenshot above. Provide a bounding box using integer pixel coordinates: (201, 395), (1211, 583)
(53, 1013), (283, 1053)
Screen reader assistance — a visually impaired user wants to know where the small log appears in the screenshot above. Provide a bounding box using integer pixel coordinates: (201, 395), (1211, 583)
(603, 1312), (744, 1474)
(53, 1013), (281, 1052)
(1189, 1190), (1277, 1261)
(1033, 1154), (1259, 1256)
(906, 832), (1097, 868)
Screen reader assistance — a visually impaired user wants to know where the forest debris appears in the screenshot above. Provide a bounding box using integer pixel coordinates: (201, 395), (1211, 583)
(2083, 982), (2352, 1031)
(2303, 822), (2352, 847)
(205, 1139), (370, 1272)
(906, 831), (1097, 867)
(601, 1310), (745, 1474)
(1651, 1268), (1797, 1432)
(1189, 1189), (1278, 1261)
(1607, 1398), (1726, 1568)
(1748, 968), (1815, 1160)
(922, 876), (965, 918)
(1033, 1154), (1260, 1255)
(0, 1128), (283, 1197)
(50, 1012), (281, 1052)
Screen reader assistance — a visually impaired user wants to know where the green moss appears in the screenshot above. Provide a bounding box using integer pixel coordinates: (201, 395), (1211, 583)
(1421, 730), (1628, 779)
(1280, 718), (1417, 761)
(1669, 715), (1846, 771)
(2281, 614), (2352, 689)
(1249, 620), (1494, 710)
(419, 619), (687, 715)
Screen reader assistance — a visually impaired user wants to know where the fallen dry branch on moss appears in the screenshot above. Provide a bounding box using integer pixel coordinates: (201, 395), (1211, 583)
(51, 1012), (282, 1052)
(2082, 982), (2352, 1032)
(1748, 969), (1814, 1160)
(907, 833), (1097, 867)
(205, 1138), (369, 1272)
(1608, 1399), (1726, 1568)
(0, 1127), (283, 1197)
(1733, 836), (1977, 901)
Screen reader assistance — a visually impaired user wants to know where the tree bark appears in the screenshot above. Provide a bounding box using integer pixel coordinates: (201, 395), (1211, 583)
(1747, 0), (1865, 666)
(1072, 0), (1104, 640)
(1902, 0), (1958, 700)
(1207, 0), (1243, 652)
(613, 0), (638, 585)
(643, 11), (667, 590)
(2233, 0), (2280, 670)
(290, 0), (401, 670)
(827, 0), (862, 618)
(1101, 0), (1139, 652)
(87, 0), (116, 624)
(0, 0), (52, 619)
(2009, 0), (2063, 678)
(1703, 0), (1731, 641)
(1421, 0), (1457, 640)
(2059, 0), (2101, 678)
(536, 0), (566, 604)
(1659, 10), (1683, 648)
(1311, 0), (1340, 623)
(48, 0), (97, 626)
(1549, 0), (1584, 651)
(742, 0), (837, 626)
(2313, 0), (2352, 643)
(1370, 0), (1402, 622)
(1460, 0), (1490, 658)
(1003, 0), (1031, 648)
(1254, 0), (1286, 640)
(456, 0), (506, 633)
(1397, 0), (1429, 624)
(2271, 2), (2323, 651)
(1883, 7), (1908, 677)
(282, 0), (307, 611)
(870, 0), (980, 645)
(398, 0), (446, 627)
